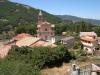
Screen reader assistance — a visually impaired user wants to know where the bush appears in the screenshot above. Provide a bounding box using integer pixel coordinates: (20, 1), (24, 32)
(0, 45), (73, 75)
(15, 25), (36, 35)
(0, 59), (40, 75)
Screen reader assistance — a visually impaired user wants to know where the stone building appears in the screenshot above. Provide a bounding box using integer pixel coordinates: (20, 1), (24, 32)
(61, 36), (75, 48)
(37, 11), (55, 43)
(70, 64), (100, 75)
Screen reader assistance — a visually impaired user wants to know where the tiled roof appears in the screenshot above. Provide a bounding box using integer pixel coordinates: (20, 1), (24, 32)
(16, 37), (40, 47)
(14, 33), (32, 41)
(80, 32), (97, 42)
(61, 36), (74, 41)
(81, 36), (96, 42)
(0, 45), (11, 58)
(30, 41), (57, 48)
(80, 32), (97, 37)
(30, 41), (45, 47)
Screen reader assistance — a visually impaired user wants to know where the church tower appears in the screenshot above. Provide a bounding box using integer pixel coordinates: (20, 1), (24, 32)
(37, 10), (55, 43)
(38, 10), (44, 24)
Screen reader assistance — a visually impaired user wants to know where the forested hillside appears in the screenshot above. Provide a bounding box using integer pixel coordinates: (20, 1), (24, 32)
(0, 0), (61, 33)
(0, 0), (100, 37)
(57, 15), (100, 25)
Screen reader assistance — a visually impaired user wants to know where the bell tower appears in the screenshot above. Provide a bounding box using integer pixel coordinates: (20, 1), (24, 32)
(38, 10), (44, 24)
(37, 10), (55, 43)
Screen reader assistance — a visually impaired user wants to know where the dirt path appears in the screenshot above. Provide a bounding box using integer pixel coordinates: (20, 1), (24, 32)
(41, 63), (71, 75)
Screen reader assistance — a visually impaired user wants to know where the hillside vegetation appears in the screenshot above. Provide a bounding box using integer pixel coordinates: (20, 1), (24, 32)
(57, 15), (100, 25)
(0, 45), (73, 75)
(0, 0), (61, 33)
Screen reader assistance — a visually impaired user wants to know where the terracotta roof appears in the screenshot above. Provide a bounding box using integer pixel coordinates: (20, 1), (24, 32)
(14, 33), (32, 41)
(0, 45), (11, 58)
(30, 41), (45, 47)
(80, 36), (96, 42)
(30, 41), (57, 48)
(16, 37), (40, 47)
(80, 32), (97, 42)
(80, 32), (97, 37)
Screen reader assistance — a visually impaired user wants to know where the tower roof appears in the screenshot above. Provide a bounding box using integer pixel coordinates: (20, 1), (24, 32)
(39, 10), (43, 16)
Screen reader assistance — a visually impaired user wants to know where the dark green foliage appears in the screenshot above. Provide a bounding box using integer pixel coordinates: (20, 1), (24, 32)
(55, 21), (98, 35)
(55, 23), (67, 34)
(93, 26), (100, 36)
(0, 59), (40, 75)
(74, 21), (93, 32)
(0, 1), (100, 36)
(0, 0), (61, 32)
(0, 45), (73, 75)
(57, 15), (100, 25)
(15, 24), (36, 35)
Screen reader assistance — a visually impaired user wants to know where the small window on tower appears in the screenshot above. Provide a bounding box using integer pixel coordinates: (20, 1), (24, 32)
(37, 28), (40, 31)
(45, 28), (47, 31)
(51, 28), (54, 30)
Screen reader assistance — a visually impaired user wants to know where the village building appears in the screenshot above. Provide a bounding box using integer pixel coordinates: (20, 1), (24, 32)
(0, 33), (57, 58)
(15, 34), (57, 48)
(37, 11), (55, 43)
(0, 11), (58, 58)
(97, 37), (100, 50)
(61, 36), (75, 48)
(70, 64), (100, 75)
(80, 32), (98, 54)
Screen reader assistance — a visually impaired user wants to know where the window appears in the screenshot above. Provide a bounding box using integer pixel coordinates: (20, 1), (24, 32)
(51, 28), (54, 30)
(37, 28), (40, 31)
(93, 36), (96, 39)
(88, 41), (91, 43)
(45, 28), (47, 31)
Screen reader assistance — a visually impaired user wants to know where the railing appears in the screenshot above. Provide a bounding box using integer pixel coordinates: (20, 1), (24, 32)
(69, 64), (92, 75)
(79, 65), (92, 75)
(94, 50), (100, 56)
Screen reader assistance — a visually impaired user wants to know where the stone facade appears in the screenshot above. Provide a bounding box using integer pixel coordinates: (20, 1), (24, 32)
(61, 36), (75, 48)
(37, 11), (55, 43)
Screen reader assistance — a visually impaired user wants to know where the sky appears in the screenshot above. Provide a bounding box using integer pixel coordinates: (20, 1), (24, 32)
(10, 0), (100, 20)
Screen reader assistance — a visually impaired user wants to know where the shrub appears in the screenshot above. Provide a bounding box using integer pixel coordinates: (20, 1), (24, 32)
(0, 45), (73, 75)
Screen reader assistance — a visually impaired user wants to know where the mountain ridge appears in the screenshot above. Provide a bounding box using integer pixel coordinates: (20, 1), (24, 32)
(56, 15), (100, 25)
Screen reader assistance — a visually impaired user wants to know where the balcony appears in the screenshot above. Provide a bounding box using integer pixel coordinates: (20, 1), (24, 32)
(81, 41), (93, 47)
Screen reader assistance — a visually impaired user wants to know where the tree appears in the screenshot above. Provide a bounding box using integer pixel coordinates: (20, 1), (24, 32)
(93, 26), (100, 36)
(15, 25), (36, 35)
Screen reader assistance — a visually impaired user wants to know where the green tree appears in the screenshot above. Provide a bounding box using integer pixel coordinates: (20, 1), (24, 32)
(15, 25), (36, 35)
